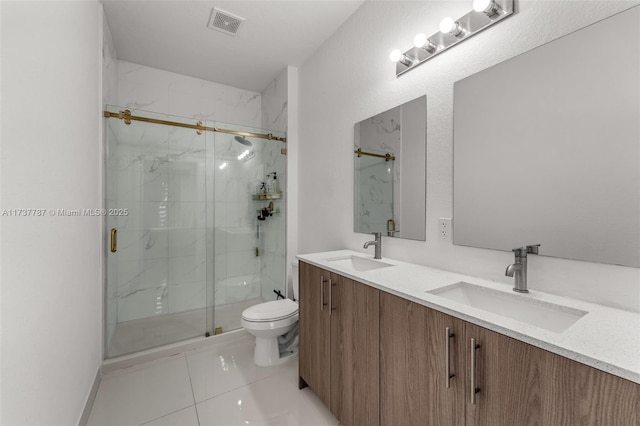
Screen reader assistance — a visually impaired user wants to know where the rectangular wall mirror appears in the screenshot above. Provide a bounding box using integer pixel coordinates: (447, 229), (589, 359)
(354, 96), (426, 241)
(453, 6), (639, 267)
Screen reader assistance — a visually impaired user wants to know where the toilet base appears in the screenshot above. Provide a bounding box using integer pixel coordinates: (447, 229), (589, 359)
(253, 336), (298, 366)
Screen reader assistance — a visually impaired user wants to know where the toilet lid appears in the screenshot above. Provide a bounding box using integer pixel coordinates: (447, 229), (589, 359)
(242, 299), (298, 322)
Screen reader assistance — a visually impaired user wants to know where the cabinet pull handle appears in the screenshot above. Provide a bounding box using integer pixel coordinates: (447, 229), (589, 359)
(446, 327), (455, 388)
(470, 338), (480, 404)
(329, 278), (334, 316)
(110, 228), (117, 253)
(320, 276), (326, 311)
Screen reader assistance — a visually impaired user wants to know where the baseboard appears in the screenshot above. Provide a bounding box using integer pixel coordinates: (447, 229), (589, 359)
(78, 366), (102, 426)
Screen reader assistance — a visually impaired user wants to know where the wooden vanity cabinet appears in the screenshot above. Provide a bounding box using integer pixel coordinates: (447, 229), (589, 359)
(298, 262), (380, 426)
(381, 292), (639, 426)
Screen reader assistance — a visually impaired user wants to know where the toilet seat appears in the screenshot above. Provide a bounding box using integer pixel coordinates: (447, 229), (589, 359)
(241, 299), (298, 323)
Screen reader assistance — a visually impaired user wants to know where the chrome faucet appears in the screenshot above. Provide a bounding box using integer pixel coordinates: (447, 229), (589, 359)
(505, 244), (540, 293)
(363, 232), (382, 259)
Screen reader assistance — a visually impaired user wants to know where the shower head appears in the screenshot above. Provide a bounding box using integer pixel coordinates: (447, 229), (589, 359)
(234, 135), (253, 146)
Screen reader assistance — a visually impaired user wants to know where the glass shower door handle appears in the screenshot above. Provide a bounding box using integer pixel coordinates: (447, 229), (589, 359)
(110, 228), (117, 253)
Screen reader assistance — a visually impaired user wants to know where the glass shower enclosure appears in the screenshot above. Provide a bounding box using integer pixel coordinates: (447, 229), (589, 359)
(104, 106), (286, 358)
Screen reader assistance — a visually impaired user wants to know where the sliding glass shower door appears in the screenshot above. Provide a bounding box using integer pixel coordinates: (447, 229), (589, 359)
(104, 106), (287, 358)
(105, 107), (213, 357)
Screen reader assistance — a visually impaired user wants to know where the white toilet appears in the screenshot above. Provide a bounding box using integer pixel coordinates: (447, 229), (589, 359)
(241, 262), (299, 366)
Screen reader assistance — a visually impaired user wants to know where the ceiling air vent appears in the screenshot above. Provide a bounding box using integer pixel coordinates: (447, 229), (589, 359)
(207, 8), (245, 36)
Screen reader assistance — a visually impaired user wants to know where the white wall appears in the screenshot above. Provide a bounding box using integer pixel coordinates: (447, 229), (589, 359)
(102, 3), (119, 360)
(0, 1), (103, 424)
(298, 0), (640, 311)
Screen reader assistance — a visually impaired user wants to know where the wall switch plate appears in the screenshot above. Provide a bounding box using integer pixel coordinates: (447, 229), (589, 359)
(439, 218), (452, 241)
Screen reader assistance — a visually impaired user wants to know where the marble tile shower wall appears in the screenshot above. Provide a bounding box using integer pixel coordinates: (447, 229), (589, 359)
(213, 132), (262, 307)
(356, 156), (394, 233)
(261, 68), (288, 133)
(117, 61), (262, 127)
(355, 108), (401, 234)
(256, 143), (287, 299)
(260, 69), (288, 299)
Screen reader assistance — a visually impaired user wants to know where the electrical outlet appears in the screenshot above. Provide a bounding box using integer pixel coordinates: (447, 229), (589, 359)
(439, 218), (452, 241)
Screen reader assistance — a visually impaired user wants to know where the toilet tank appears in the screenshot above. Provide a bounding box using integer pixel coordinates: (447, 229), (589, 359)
(291, 261), (299, 301)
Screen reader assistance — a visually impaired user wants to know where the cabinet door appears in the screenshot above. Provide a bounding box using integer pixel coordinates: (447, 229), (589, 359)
(330, 273), (379, 426)
(380, 292), (464, 426)
(542, 350), (639, 426)
(465, 323), (640, 426)
(464, 322), (545, 426)
(298, 262), (331, 407)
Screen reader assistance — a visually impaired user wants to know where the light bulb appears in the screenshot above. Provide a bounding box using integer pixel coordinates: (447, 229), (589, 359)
(473, 0), (501, 17)
(389, 49), (414, 67)
(414, 33), (427, 48)
(414, 33), (438, 54)
(473, 0), (491, 12)
(439, 17), (464, 37)
(439, 17), (455, 33)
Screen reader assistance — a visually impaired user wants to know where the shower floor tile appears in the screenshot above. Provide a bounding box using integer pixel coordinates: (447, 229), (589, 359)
(108, 298), (262, 358)
(89, 337), (338, 426)
(108, 308), (207, 357)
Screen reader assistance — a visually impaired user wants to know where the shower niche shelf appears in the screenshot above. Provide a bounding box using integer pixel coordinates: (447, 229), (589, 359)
(252, 192), (282, 200)
(256, 209), (281, 214)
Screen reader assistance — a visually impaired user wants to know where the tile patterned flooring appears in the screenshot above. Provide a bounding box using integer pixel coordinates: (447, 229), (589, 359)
(88, 336), (338, 425)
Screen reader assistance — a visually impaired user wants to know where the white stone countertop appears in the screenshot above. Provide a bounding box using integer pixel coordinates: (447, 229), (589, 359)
(297, 250), (640, 384)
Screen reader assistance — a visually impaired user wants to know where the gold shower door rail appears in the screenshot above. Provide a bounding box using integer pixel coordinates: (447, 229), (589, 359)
(354, 147), (395, 161)
(103, 109), (286, 142)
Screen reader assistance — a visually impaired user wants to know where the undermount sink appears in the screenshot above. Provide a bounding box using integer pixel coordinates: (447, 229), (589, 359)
(325, 255), (393, 272)
(428, 282), (588, 333)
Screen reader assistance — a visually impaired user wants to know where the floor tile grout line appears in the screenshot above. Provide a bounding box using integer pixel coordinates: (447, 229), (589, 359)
(192, 362), (295, 405)
(183, 336), (254, 359)
(184, 356), (202, 425)
(138, 404), (197, 426)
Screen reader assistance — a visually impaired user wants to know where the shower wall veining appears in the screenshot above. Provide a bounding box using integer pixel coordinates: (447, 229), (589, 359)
(354, 107), (400, 235)
(105, 58), (288, 348)
(260, 69), (289, 299)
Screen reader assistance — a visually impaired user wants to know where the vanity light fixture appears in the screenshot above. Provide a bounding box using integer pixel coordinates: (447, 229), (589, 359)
(391, 0), (514, 77)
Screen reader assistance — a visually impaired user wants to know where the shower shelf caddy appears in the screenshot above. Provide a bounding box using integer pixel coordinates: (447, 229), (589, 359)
(252, 192), (283, 200)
